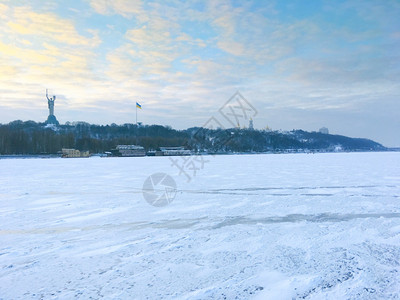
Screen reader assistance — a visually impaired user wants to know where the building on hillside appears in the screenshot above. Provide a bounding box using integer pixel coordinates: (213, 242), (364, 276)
(319, 127), (329, 134)
(62, 148), (90, 158)
(111, 145), (145, 157)
(249, 118), (254, 130)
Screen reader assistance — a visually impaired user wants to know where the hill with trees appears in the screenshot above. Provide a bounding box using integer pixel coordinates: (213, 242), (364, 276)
(0, 120), (385, 155)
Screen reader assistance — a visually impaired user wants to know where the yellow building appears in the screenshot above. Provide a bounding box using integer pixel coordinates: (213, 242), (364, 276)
(62, 148), (90, 158)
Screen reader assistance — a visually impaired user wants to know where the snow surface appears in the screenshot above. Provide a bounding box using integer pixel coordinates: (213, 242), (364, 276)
(0, 152), (400, 299)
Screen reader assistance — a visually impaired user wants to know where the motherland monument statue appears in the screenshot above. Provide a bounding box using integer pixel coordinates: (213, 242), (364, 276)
(45, 89), (59, 125)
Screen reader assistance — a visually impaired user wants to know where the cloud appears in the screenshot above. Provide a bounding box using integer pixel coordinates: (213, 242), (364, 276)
(217, 40), (244, 56)
(0, 3), (8, 17)
(7, 7), (100, 47)
(0, 41), (56, 64)
(0, 61), (17, 79)
(89, 0), (143, 18)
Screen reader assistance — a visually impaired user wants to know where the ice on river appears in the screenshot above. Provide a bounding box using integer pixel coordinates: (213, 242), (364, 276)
(0, 152), (400, 299)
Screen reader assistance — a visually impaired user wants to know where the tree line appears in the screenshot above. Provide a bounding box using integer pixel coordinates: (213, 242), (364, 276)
(0, 120), (385, 155)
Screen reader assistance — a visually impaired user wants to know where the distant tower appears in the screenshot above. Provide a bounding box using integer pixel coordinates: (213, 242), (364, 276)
(249, 118), (254, 130)
(319, 127), (329, 134)
(45, 89), (59, 125)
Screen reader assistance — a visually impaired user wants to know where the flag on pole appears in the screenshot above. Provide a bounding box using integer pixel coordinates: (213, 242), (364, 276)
(136, 102), (142, 109)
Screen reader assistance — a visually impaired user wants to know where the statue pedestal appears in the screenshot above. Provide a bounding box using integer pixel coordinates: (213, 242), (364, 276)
(46, 115), (59, 125)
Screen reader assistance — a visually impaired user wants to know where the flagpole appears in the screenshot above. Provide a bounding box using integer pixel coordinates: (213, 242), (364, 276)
(136, 104), (138, 144)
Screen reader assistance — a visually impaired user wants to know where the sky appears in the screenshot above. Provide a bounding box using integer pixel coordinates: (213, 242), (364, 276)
(0, 0), (399, 146)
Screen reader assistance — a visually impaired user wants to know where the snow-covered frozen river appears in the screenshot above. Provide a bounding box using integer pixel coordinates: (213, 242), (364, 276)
(1, 152), (399, 299)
